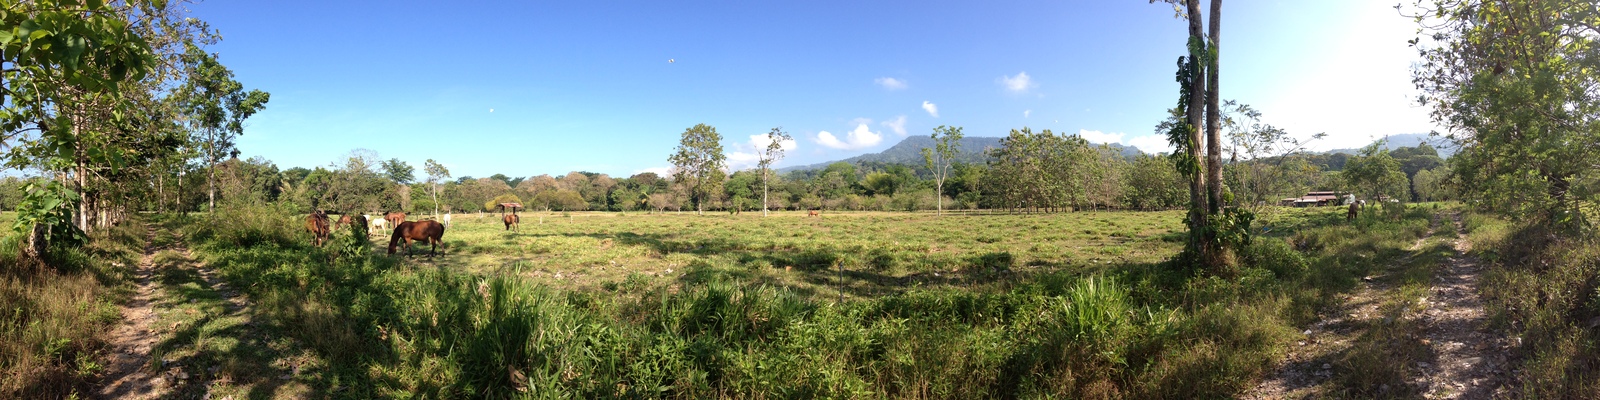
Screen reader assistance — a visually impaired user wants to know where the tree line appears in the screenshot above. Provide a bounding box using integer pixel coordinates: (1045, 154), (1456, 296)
(133, 125), (1460, 219)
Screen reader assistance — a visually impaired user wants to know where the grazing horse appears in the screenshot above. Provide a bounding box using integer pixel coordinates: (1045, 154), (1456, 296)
(305, 211), (331, 247)
(388, 220), (446, 258)
(384, 211), (406, 228)
(502, 214), (520, 232)
(1347, 202), (1361, 222)
(441, 212), (453, 228)
(336, 214), (354, 230)
(370, 216), (387, 235)
(807, 210), (820, 217)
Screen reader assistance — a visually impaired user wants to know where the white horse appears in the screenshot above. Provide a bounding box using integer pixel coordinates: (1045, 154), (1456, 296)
(441, 212), (452, 228)
(370, 215), (387, 235)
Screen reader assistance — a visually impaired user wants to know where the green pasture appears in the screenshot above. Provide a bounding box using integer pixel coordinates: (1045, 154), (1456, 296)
(363, 207), (1360, 300)
(169, 203), (1414, 398)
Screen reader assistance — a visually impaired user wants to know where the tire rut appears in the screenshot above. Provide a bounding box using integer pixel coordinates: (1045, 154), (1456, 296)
(1248, 210), (1513, 399)
(1413, 213), (1511, 399)
(95, 224), (167, 400)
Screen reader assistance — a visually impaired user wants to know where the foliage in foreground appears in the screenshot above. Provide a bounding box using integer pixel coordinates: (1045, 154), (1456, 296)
(0, 216), (142, 398)
(186, 204), (1433, 398)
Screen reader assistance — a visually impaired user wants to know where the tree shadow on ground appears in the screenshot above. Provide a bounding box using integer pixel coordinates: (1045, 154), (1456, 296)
(514, 230), (1102, 301)
(148, 245), (315, 400)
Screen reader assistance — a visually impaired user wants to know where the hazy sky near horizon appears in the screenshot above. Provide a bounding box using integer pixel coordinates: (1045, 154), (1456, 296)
(194, 0), (1436, 178)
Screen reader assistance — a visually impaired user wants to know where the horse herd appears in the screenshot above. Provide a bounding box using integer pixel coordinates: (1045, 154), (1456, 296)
(303, 210), (448, 257)
(303, 210), (529, 258)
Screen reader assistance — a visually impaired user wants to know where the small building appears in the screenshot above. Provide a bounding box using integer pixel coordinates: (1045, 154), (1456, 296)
(1280, 191), (1344, 207)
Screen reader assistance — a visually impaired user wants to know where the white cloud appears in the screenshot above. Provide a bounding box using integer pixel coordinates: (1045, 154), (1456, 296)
(748, 133), (798, 152)
(1076, 129), (1125, 145)
(726, 151), (761, 170)
(1024, 109), (1032, 118)
(874, 77), (908, 90)
(921, 101), (939, 118)
(882, 115), (907, 136)
(998, 72), (1036, 93)
(1072, 128), (1175, 154)
(1127, 135), (1174, 154)
(727, 134), (799, 170)
(816, 123), (884, 150)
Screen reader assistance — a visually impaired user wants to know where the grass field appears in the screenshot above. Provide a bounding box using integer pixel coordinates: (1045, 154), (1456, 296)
(404, 210), (1188, 300)
(159, 202), (1441, 398)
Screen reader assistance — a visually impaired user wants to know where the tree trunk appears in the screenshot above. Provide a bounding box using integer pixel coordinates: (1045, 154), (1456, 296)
(208, 163), (215, 213)
(936, 179), (943, 216)
(1205, 0), (1224, 216)
(762, 169), (770, 217)
(75, 141), (90, 235)
(1201, 0), (1227, 270)
(207, 129), (217, 213)
(1185, 0), (1209, 261)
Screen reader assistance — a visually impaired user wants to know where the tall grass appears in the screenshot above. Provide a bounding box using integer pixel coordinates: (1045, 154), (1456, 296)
(0, 217), (143, 398)
(186, 203), (1432, 398)
(1475, 214), (1600, 398)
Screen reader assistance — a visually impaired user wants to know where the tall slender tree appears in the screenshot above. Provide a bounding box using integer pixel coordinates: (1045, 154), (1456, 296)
(1150, 0), (1235, 271)
(178, 44), (268, 213)
(923, 125), (964, 215)
(757, 127), (792, 217)
(424, 159), (451, 218)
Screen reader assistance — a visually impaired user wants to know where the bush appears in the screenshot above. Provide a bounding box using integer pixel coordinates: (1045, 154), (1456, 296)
(1242, 238), (1308, 280)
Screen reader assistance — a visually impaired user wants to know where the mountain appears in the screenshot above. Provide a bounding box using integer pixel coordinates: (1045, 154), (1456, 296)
(1326, 133), (1458, 158)
(780, 136), (1145, 173)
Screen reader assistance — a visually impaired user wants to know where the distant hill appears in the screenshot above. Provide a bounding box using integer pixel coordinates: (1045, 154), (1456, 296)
(779, 133), (1451, 174)
(1327, 133), (1458, 158)
(780, 136), (1146, 173)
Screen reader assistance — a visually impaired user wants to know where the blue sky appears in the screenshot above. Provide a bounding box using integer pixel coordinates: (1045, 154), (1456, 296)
(196, 0), (1435, 179)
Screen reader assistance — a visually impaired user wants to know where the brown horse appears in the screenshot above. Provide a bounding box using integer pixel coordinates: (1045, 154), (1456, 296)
(336, 214), (354, 229)
(385, 211), (407, 228)
(807, 210), (820, 217)
(388, 220), (445, 257)
(306, 211), (331, 247)
(502, 214), (520, 232)
(1347, 202), (1361, 222)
